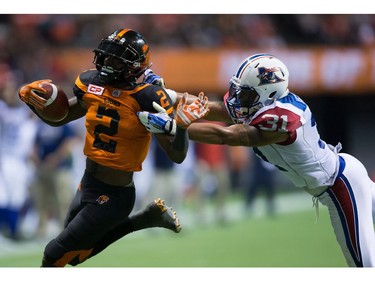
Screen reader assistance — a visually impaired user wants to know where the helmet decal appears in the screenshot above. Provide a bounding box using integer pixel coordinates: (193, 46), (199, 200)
(142, 44), (149, 54)
(257, 67), (285, 86)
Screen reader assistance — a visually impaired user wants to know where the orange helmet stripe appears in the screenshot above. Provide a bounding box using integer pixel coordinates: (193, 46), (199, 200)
(116, 29), (131, 39)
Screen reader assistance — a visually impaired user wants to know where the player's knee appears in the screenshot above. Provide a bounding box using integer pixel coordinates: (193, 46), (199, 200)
(41, 238), (69, 267)
(42, 231), (94, 267)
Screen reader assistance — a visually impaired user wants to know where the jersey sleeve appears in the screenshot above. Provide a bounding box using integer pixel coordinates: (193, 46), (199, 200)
(133, 84), (175, 117)
(250, 106), (302, 133)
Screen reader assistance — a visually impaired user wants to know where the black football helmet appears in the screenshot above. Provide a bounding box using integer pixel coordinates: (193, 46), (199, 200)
(93, 29), (151, 83)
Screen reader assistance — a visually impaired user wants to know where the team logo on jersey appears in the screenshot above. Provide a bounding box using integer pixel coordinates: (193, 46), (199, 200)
(257, 67), (285, 85)
(88, 84), (105, 95)
(112, 90), (121, 97)
(96, 195), (109, 205)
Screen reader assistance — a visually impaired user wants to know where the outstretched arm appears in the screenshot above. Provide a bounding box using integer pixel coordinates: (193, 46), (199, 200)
(142, 69), (232, 123)
(187, 122), (289, 147)
(175, 92), (232, 123)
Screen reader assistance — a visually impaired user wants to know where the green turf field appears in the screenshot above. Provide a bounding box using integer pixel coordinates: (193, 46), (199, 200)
(0, 207), (346, 267)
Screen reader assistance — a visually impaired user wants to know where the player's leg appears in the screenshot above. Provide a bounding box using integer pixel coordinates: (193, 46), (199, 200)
(71, 197), (181, 266)
(45, 170), (181, 267)
(67, 174), (180, 266)
(41, 177), (90, 267)
(318, 154), (375, 267)
(42, 171), (136, 267)
(41, 183), (85, 267)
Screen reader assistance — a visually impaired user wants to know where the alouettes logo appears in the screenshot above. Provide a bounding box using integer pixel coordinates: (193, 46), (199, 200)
(257, 67), (285, 86)
(88, 84), (105, 95)
(96, 195), (109, 205)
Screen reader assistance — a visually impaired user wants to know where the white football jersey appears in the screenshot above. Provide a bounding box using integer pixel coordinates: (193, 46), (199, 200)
(248, 92), (340, 191)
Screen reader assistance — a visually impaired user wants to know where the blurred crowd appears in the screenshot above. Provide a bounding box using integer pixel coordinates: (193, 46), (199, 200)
(1, 14), (374, 242)
(1, 14), (375, 85)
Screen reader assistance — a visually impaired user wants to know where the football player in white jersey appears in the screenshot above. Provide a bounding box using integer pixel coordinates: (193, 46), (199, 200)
(138, 54), (375, 267)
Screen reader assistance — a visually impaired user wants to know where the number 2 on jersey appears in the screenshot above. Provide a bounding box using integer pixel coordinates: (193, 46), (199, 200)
(93, 106), (120, 153)
(156, 90), (170, 108)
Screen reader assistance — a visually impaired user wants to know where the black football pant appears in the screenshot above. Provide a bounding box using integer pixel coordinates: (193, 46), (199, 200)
(42, 170), (136, 267)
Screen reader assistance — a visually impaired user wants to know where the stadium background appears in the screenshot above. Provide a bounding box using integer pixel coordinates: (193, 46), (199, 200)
(0, 14), (375, 268)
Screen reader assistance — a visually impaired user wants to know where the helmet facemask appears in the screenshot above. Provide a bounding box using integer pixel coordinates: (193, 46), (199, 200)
(225, 76), (262, 124)
(93, 30), (151, 84)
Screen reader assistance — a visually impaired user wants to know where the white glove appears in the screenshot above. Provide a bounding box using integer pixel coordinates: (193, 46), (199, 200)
(137, 102), (176, 135)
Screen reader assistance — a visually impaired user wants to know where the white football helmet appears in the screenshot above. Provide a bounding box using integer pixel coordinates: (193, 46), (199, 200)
(225, 53), (289, 124)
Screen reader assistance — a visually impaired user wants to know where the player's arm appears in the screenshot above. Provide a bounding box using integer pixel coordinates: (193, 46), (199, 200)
(140, 86), (189, 164)
(49, 96), (87, 126)
(18, 79), (87, 127)
(22, 95), (86, 127)
(142, 69), (232, 123)
(142, 92), (210, 163)
(152, 128), (189, 164)
(188, 122), (289, 147)
(174, 92), (232, 123)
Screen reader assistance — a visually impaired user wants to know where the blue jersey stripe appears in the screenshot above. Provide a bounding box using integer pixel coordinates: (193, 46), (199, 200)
(279, 92), (307, 112)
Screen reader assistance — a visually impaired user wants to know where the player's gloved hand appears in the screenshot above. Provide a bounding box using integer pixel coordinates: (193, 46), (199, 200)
(18, 79), (52, 110)
(137, 102), (177, 135)
(143, 69), (165, 88)
(175, 92), (210, 129)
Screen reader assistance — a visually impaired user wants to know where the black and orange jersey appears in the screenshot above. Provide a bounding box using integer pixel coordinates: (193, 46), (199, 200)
(73, 69), (174, 172)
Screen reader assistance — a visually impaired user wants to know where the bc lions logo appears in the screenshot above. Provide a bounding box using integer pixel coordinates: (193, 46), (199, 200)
(257, 67), (285, 85)
(96, 195), (109, 205)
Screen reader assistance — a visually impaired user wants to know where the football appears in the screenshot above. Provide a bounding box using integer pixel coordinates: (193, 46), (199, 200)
(34, 82), (69, 122)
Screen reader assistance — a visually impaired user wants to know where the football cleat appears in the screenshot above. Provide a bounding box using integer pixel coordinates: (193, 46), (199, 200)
(147, 198), (181, 233)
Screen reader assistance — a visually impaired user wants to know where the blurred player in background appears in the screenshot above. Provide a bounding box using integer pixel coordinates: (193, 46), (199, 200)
(18, 28), (209, 267)
(245, 151), (277, 217)
(138, 54), (375, 267)
(0, 67), (37, 241)
(193, 131), (231, 225)
(30, 121), (78, 240)
(141, 137), (181, 210)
